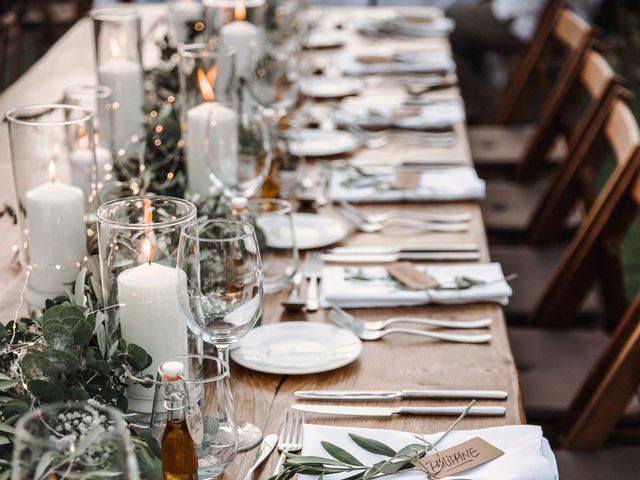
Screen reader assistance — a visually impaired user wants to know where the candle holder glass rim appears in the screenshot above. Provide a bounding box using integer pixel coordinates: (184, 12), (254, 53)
(178, 41), (237, 60)
(89, 5), (141, 22)
(247, 198), (292, 217)
(96, 195), (197, 229)
(203, 0), (266, 7)
(5, 104), (94, 127)
(64, 84), (114, 102)
(182, 219), (256, 243)
(14, 401), (128, 448)
(159, 354), (230, 385)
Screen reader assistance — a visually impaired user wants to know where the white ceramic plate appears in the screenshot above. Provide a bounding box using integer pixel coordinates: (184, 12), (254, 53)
(288, 129), (360, 157)
(260, 213), (348, 250)
(231, 322), (362, 375)
(301, 76), (365, 98)
(305, 30), (347, 49)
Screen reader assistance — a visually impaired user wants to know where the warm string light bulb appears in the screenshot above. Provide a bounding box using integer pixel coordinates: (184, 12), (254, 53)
(235, 1), (247, 21)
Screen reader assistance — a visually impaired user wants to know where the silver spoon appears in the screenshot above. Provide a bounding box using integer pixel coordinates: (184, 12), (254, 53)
(281, 270), (305, 311)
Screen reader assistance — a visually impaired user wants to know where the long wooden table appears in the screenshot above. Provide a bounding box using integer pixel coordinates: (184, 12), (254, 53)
(0, 5), (524, 479)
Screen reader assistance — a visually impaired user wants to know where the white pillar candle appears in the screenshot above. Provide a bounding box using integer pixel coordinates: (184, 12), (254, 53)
(169, 0), (204, 45)
(117, 262), (189, 413)
(186, 101), (238, 196)
(70, 145), (113, 196)
(98, 59), (144, 153)
(220, 18), (263, 76)
(25, 174), (87, 296)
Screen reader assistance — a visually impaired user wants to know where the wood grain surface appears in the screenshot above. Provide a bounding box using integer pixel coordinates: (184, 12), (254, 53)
(0, 5), (524, 479)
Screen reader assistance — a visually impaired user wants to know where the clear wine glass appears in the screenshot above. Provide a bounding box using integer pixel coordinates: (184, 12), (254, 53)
(177, 219), (264, 451)
(207, 103), (272, 202)
(12, 402), (139, 480)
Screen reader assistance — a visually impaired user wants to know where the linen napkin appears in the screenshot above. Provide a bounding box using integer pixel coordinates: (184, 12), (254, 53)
(333, 100), (465, 130)
(320, 263), (512, 308)
(329, 167), (486, 203)
(300, 424), (558, 480)
(341, 51), (455, 76)
(356, 16), (456, 38)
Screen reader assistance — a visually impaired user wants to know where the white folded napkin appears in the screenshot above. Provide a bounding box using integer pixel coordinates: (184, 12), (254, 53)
(320, 263), (512, 308)
(341, 51), (455, 76)
(300, 424), (558, 480)
(333, 100), (465, 130)
(357, 17), (456, 38)
(329, 167), (486, 203)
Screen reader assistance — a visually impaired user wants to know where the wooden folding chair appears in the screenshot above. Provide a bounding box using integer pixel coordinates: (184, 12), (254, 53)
(492, 92), (636, 324)
(469, 5), (593, 175)
(482, 49), (622, 242)
(545, 294), (640, 479)
(502, 100), (640, 432)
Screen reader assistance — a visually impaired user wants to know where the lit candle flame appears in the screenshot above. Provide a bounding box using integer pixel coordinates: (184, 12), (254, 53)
(197, 66), (217, 101)
(235, 1), (247, 21)
(49, 160), (57, 182)
(143, 197), (153, 225)
(142, 237), (155, 265)
(109, 37), (122, 59)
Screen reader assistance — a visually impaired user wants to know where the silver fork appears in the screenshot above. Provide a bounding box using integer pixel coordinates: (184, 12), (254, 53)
(330, 309), (492, 343)
(339, 200), (471, 224)
(331, 305), (492, 331)
(337, 207), (469, 233)
(345, 123), (455, 149)
(273, 410), (305, 476)
(304, 252), (323, 312)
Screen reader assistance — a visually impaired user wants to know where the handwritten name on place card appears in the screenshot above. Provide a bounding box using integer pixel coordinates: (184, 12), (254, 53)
(414, 437), (504, 478)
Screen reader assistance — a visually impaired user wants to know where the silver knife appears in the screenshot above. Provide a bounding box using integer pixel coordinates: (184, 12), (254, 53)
(292, 404), (506, 417)
(242, 434), (278, 480)
(322, 252), (480, 263)
(295, 389), (508, 401)
(327, 244), (480, 254)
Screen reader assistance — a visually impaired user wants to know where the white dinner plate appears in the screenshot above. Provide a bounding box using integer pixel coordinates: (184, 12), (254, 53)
(301, 76), (365, 98)
(260, 213), (348, 250)
(305, 30), (347, 49)
(288, 129), (360, 157)
(231, 322), (362, 375)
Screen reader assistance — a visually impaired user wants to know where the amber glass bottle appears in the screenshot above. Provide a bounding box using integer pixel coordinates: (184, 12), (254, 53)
(161, 377), (198, 480)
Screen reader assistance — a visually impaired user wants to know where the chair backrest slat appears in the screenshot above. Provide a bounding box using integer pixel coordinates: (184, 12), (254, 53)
(553, 9), (591, 49)
(495, 0), (588, 123)
(580, 50), (615, 98)
(605, 99), (640, 163)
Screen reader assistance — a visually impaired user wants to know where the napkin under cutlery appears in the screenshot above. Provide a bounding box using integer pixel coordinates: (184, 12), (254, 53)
(329, 167), (486, 203)
(341, 51), (455, 76)
(320, 263), (512, 308)
(333, 100), (465, 130)
(357, 16), (456, 38)
(300, 424), (558, 480)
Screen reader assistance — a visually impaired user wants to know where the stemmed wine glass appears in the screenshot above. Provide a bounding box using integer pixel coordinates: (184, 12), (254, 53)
(12, 402), (140, 479)
(177, 219), (264, 451)
(207, 103), (273, 203)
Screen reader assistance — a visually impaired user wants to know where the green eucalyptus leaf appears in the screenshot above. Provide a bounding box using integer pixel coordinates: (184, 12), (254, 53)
(0, 423), (15, 435)
(0, 436), (10, 446)
(349, 433), (397, 457)
(127, 343), (152, 371)
(283, 455), (346, 467)
(65, 386), (90, 401)
(21, 353), (58, 381)
(42, 324), (75, 351)
(62, 315), (95, 345)
(34, 451), (53, 479)
(342, 472), (366, 480)
(27, 379), (64, 403)
(138, 429), (162, 458)
(321, 441), (364, 466)
(74, 268), (87, 306)
(1, 399), (29, 419)
(86, 360), (113, 375)
(43, 348), (78, 371)
(0, 379), (18, 390)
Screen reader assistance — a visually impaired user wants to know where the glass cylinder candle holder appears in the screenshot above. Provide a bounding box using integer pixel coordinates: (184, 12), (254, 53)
(204, 0), (266, 78)
(91, 6), (145, 156)
(96, 195), (197, 415)
(178, 42), (238, 197)
(168, 0), (206, 45)
(63, 84), (116, 200)
(6, 104), (97, 311)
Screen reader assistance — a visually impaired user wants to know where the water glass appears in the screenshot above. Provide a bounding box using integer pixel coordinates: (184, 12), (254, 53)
(248, 198), (299, 293)
(12, 402), (139, 480)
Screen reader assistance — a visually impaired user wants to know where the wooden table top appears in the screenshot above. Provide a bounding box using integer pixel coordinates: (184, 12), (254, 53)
(0, 5), (524, 479)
